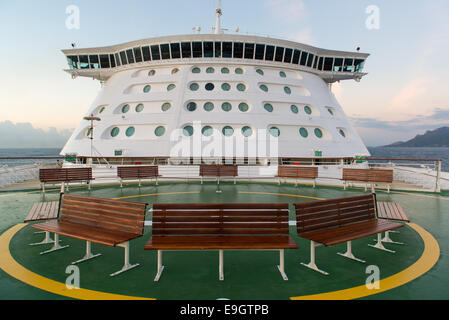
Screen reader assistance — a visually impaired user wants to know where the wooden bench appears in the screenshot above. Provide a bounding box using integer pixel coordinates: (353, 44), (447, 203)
(25, 198), (61, 246)
(32, 194), (147, 277)
(199, 165), (239, 185)
(294, 194), (403, 275)
(277, 166), (318, 187)
(376, 201), (410, 245)
(117, 166), (161, 187)
(144, 203), (298, 281)
(342, 168), (393, 192)
(39, 168), (94, 193)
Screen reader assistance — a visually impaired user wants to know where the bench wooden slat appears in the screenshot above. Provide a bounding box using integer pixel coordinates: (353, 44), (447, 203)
(342, 168), (393, 184)
(277, 166), (318, 179)
(376, 202), (410, 222)
(153, 203), (288, 210)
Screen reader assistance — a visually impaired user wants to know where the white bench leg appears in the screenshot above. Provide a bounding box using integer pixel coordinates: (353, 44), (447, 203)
(154, 250), (165, 282)
(110, 241), (140, 277)
(30, 231), (55, 246)
(277, 249), (288, 281)
(72, 241), (102, 265)
(381, 231), (404, 245)
(300, 241), (329, 275)
(40, 234), (69, 255)
(219, 250), (224, 281)
(156, 176), (159, 186)
(368, 233), (395, 253)
(337, 241), (366, 263)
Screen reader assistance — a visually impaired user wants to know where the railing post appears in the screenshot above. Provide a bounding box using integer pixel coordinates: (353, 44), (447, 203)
(435, 160), (442, 193)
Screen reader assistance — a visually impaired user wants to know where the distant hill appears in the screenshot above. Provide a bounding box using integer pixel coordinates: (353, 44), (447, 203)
(383, 127), (449, 147)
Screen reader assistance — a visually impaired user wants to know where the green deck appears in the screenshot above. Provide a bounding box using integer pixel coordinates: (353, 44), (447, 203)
(0, 181), (447, 300)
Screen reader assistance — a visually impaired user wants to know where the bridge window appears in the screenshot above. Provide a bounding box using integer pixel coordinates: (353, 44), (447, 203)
(89, 55), (100, 69)
(300, 52), (308, 66)
(284, 48), (293, 63)
(275, 47), (284, 62)
(344, 59), (354, 72)
(67, 56), (78, 69)
(204, 42), (214, 57)
(126, 50), (135, 64)
(334, 58), (343, 72)
(142, 46), (151, 61)
(323, 57), (333, 71)
(170, 43), (181, 59)
(223, 42), (232, 58)
(181, 42), (191, 58)
(192, 42), (203, 58)
(160, 44), (170, 59)
(292, 50), (300, 64)
(80, 55), (90, 69)
(151, 45), (160, 60)
(307, 53), (314, 67)
(265, 45), (275, 61)
(244, 43), (254, 59)
(214, 42), (221, 57)
(109, 54), (116, 68)
(114, 53), (121, 66)
(318, 57), (324, 70)
(354, 59), (365, 72)
(133, 47), (143, 63)
(120, 51), (127, 65)
(100, 55), (110, 68)
(255, 44), (265, 60)
(233, 42), (243, 58)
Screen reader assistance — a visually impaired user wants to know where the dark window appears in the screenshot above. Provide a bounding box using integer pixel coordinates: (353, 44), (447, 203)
(151, 45), (161, 60)
(233, 42), (243, 58)
(222, 42), (232, 58)
(265, 45), (274, 61)
(284, 48), (293, 63)
(89, 55), (100, 69)
(344, 58), (354, 72)
(67, 56), (78, 69)
(354, 59), (365, 72)
(114, 53), (121, 66)
(79, 55), (89, 69)
(292, 50), (300, 64)
(170, 43), (181, 59)
(192, 42), (203, 58)
(120, 51), (128, 65)
(215, 42), (221, 57)
(133, 47), (142, 63)
(307, 53), (314, 67)
(275, 47), (284, 62)
(203, 42), (213, 57)
(100, 54), (110, 68)
(160, 44), (170, 59)
(323, 57), (333, 71)
(300, 52), (308, 66)
(181, 42), (191, 58)
(142, 46), (151, 61)
(313, 56), (318, 69)
(126, 49), (135, 64)
(334, 58), (343, 71)
(255, 44), (265, 60)
(244, 43), (254, 59)
(318, 57), (324, 70)
(109, 54), (116, 68)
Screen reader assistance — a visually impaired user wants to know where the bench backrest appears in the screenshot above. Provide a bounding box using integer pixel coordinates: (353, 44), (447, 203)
(40, 168), (93, 183)
(342, 168), (393, 183)
(152, 203), (289, 237)
(59, 194), (147, 235)
(278, 166), (318, 179)
(118, 166), (159, 179)
(199, 165), (238, 177)
(295, 194), (376, 235)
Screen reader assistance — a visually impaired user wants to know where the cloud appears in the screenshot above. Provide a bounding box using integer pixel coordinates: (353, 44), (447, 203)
(0, 121), (73, 148)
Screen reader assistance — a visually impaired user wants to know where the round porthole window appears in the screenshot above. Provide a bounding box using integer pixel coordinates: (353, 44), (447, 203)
(204, 102), (214, 112)
(126, 127), (135, 137)
(304, 106), (312, 115)
(148, 70), (156, 76)
(186, 102), (197, 112)
(202, 126), (214, 137)
(167, 84), (176, 91)
(189, 83), (199, 91)
(241, 126), (253, 137)
(205, 83), (215, 91)
(264, 103), (273, 113)
(206, 67), (215, 74)
(121, 104), (130, 113)
(269, 127), (280, 138)
(339, 129), (346, 138)
(328, 108), (334, 116)
(235, 68), (244, 74)
(280, 71), (287, 78)
(143, 85), (151, 93)
(237, 83), (246, 92)
(284, 86), (292, 94)
(192, 67), (201, 74)
(221, 83), (231, 91)
(222, 126), (234, 137)
(171, 68), (179, 74)
(291, 105), (299, 114)
(259, 84), (268, 92)
(136, 104), (144, 113)
(238, 103), (249, 112)
(161, 103), (171, 112)
(315, 128), (323, 139)
(155, 126), (166, 137)
(256, 69), (264, 76)
(111, 127), (120, 137)
(221, 102), (232, 112)
(183, 126), (194, 137)
(221, 67), (230, 74)
(299, 127), (308, 138)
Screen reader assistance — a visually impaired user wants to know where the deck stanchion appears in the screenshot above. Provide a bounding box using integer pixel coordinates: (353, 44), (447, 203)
(154, 250), (165, 282)
(219, 250), (224, 281)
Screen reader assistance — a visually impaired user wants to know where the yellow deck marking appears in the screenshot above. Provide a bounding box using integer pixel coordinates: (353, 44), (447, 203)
(0, 224), (153, 300)
(290, 223), (440, 300)
(238, 192), (324, 201)
(113, 191), (200, 200)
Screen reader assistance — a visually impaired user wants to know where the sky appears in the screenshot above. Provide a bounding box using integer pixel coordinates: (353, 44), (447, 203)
(0, 0), (448, 147)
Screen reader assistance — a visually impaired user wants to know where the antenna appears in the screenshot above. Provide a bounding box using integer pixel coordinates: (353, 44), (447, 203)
(215, 0), (223, 34)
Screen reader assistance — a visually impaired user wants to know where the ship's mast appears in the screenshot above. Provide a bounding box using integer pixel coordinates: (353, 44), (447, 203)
(215, 0), (223, 34)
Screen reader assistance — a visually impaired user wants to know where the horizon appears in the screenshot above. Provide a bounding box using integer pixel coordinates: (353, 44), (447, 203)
(0, 0), (448, 148)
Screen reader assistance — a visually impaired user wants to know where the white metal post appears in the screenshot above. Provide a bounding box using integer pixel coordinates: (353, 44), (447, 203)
(337, 241), (366, 263)
(40, 234), (69, 255)
(154, 250), (165, 282)
(369, 233), (395, 253)
(72, 241), (102, 265)
(277, 249), (288, 281)
(110, 241), (140, 277)
(300, 241), (329, 275)
(219, 250), (224, 281)
(30, 231), (55, 246)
